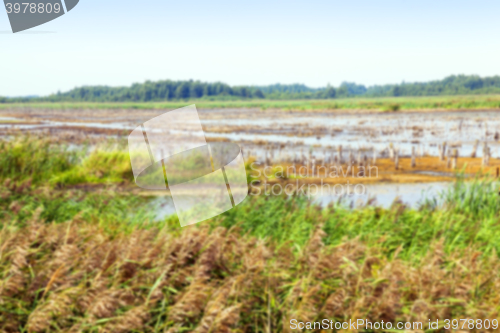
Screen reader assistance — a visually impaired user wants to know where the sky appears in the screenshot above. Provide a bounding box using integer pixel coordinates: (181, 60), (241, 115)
(1, 0), (500, 96)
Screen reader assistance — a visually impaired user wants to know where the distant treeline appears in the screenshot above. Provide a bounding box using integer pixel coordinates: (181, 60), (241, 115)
(3, 75), (500, 102)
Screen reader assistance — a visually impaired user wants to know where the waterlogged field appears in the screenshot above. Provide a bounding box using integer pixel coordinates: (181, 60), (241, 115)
(1, 136), (500, 332)
(3, 106), (500, 208)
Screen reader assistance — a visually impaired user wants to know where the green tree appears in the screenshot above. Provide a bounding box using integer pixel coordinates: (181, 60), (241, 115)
(325, 84), (336, 98)
(18, 74), (500, 103)
(337, 86), (349, 97)
(176, 83), (190, 99)
(391, 86), (402, 97)
(254, 89), (265, 99)
(191, 82), (204, 98)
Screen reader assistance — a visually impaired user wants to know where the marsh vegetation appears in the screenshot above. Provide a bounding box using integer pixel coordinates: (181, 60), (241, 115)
(1, 136), (500, 332)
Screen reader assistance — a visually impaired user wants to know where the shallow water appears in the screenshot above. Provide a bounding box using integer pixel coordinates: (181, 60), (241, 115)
(202, 110), (500, 157)
(2, 110), (500, 159)
(1, 110), (493, 225)
(312, 181), (449, 209)
(148, 181), (452, 221)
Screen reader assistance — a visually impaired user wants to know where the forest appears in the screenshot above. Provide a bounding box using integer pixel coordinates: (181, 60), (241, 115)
(2, 74), (500, 102)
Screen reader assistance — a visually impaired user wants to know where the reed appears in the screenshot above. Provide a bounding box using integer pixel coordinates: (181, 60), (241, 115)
(2, 136), (500, 332)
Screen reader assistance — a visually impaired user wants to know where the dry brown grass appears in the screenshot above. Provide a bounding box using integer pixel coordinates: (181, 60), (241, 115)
(255, 156), (500, 187)
(1, 207), (500, 333)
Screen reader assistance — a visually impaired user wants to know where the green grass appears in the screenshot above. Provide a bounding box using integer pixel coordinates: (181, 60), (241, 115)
(2, 135), (500, 261)
(1, 182), (154, 231)
(210, 177), (500, 261)
(3, 94), (500, 111)
(0, 136), (78, 184)
(0, 135), (133, 187)
(2, 136), (500, 332)
(2, 172), (500, 332)
(49, 150), (133, 186)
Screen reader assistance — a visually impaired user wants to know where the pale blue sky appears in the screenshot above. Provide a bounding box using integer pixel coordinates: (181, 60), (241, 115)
(1, 0), (500, 96)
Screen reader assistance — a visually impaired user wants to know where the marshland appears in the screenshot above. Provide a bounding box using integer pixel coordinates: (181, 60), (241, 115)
(1, 101), (500, 332)
(3, 0), (500, 328)
(2, 105), (500, 204)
